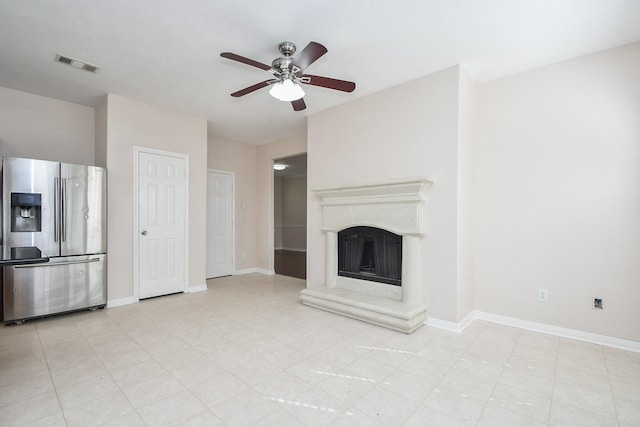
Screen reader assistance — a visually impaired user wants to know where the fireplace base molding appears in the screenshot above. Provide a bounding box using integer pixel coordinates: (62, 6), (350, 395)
(300, 287), (428, 333)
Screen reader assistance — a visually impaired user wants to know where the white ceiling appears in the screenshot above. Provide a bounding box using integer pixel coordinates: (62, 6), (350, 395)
(1, 1), (639, 145)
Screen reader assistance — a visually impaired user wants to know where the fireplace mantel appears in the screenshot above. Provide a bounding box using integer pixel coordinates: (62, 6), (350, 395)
(314, 178), (432, 236)
(314, 178), (431, 206)
(301, 177), (433, 333)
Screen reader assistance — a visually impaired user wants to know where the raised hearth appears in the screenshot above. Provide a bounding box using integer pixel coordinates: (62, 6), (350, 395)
(300, 177), (432, 333)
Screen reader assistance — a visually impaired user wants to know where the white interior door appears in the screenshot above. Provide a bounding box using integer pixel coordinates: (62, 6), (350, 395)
(207, 170), (234, 278)
(138, 150), (187, 299)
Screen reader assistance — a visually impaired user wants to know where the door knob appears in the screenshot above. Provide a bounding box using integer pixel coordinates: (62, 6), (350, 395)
(141, 230), (148, 236)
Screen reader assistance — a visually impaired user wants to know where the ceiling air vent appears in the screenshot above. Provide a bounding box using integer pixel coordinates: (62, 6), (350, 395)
(55, 54), (99, 73)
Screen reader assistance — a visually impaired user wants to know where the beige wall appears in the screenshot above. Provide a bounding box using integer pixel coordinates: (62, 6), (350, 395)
(255, 132), (307, 271)
(207, 135), (258, 271)
(282, 176), (307, 226)
(0, 87), (95, 165)
(278, 175), (307, 251)
(307, 66), (462, 322)
(473, 42), (640, 341)
(457, 68), (476, 321)
(94, 99), (107, 168)
(100, 94), (208, 301)
(274, 176), (283, 249)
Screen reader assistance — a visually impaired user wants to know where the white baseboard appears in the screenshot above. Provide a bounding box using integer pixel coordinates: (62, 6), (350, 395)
(234, 267), (277, 276)
(425, 317), (461, 332)
(426, 310), (640, 353)
(474, 311), (640, 353)
(107, 296), (137, 308)
(188, 284), (208, 293)
(426, 310), (475, 333)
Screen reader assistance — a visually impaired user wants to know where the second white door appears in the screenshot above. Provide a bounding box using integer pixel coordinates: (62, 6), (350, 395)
(207, 170), (234, 278)
(138, 150), (187, 299)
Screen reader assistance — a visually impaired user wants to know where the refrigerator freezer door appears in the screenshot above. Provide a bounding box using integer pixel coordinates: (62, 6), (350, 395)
(2, 254), (107, 323)
(60, 163), (106, 256)
(1, 157), (60, 256)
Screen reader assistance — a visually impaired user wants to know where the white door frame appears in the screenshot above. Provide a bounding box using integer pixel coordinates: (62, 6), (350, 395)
(268, 159), (276, 274)
(207, 168), (235, 277)
(133, 145), (189, 301)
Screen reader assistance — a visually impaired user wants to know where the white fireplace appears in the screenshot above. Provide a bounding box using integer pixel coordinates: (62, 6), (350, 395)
(300, 177), (432, 333)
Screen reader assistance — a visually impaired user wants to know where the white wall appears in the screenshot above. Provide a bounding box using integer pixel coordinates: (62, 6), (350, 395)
(473, 42), (640, 342)
(99, 94), (208, 301)
(307, 66), (462, 322)
(0, 87), (95, 165)
(207, 135), (258, 271)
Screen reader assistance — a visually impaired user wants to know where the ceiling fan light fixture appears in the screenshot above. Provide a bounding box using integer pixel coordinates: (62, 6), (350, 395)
(269, 78), (305, 101)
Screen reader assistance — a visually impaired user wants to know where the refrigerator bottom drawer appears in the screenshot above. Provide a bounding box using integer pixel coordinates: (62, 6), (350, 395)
(2, 254), (106, 323)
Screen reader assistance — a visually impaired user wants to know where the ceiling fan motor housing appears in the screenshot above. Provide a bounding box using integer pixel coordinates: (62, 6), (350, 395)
(272, 57), (294, 73)
(273, 42), (299, 79)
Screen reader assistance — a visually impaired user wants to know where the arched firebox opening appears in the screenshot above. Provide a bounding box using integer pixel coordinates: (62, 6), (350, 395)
(338, 226), (402, 286)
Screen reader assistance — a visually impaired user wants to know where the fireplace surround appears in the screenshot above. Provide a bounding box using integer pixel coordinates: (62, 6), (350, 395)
(300, 177), (432, 333)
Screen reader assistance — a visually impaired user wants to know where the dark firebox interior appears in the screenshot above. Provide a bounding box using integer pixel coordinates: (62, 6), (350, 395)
(338, 226), (402, 286)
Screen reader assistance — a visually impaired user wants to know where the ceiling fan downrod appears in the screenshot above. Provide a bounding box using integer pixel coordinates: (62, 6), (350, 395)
(278, 41), (296, 57)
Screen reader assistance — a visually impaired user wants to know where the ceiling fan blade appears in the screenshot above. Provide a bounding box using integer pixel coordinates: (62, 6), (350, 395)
(291, 42), (327, 71)
(230, 80), (277, 97)
(221, 52), (272, 71)
(291, 98), (306, 111)
(300, 74), (356, 93)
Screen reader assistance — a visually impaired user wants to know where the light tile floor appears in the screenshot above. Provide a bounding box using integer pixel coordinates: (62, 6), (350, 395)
(1, 273), (639, 426)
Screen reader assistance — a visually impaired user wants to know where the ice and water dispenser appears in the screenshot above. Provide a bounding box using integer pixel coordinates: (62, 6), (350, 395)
(10, 192), (42, 232)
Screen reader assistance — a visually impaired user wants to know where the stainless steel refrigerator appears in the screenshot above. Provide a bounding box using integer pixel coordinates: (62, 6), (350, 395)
(1, 157), (106, 323)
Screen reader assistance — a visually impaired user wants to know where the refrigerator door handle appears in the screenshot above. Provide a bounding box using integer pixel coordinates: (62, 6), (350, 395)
(13, 257), (102, 268)
(61, 178), (67, 242)
(54, 177), (60, 242)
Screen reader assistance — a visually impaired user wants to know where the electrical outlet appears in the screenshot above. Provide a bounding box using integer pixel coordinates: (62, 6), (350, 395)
(538, 289), (549, 302)
(594, 298), (603, 309)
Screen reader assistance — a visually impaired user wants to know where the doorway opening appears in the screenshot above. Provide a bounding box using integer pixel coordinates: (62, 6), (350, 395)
(273, 153), (307, 279)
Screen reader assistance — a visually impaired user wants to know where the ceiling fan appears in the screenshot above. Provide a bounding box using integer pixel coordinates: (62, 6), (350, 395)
(220, 41), (356, 111)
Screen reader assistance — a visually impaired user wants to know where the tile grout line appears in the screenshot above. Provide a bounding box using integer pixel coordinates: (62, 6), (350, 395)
(466, 324), (521, 426)
(603, 345), (621, 426)
(36, 321), (70, 427)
